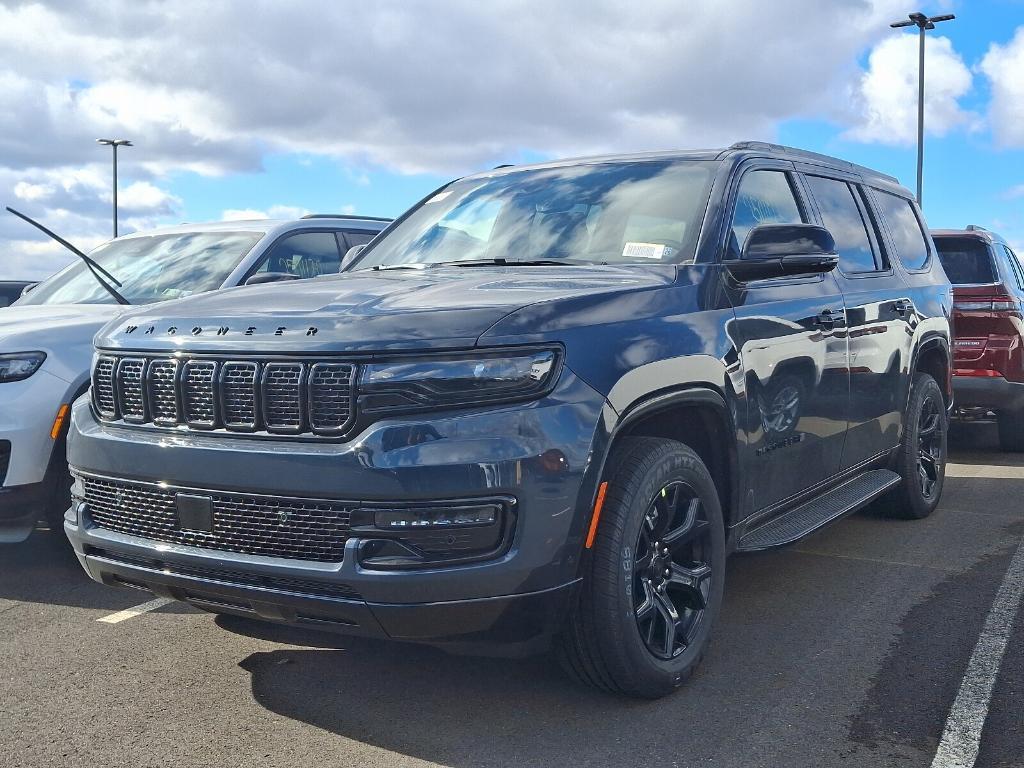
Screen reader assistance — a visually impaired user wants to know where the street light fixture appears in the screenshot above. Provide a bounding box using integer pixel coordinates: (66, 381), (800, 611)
(890, 11), (955, 206)
(95, 138), (133, 237)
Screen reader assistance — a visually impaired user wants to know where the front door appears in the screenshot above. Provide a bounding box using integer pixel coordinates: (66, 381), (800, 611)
(722, 163), (850, 511)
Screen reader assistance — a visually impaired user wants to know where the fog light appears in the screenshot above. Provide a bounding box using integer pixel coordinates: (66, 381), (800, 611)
(374, 504), (499, 529)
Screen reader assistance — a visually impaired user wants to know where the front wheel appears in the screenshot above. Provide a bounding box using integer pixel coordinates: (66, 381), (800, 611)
(557, 437), (725, 698)
(884, 372), (947, 519)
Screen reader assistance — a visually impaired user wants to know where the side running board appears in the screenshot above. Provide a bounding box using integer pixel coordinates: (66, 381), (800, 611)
(737, 469), (901, 552)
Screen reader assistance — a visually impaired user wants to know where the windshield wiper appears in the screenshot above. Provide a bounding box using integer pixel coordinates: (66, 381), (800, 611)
(6, 206), (131, 305)
(368, 263), (430, 271)
(439, 258), (585, 267)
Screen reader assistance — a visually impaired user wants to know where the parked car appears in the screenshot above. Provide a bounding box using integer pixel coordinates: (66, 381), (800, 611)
(0, 214), (389, 543)
(932, 227), (1024, 450)
(65, 143), (952, 697)
(0, 281), (34, 307)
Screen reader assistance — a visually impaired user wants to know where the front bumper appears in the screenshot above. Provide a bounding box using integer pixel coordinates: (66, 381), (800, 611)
(65, 369), (604, 647)
(0, 482), (45, 543)
(953, 374), (1024, 413)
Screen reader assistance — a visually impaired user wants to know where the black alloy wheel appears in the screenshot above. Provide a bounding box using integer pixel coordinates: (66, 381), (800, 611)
(632, 481), (713, 660)
(916, 393), (944, 502)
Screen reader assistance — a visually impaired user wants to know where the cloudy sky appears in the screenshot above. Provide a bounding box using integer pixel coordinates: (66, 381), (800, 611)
(1, 0), (1022, 279)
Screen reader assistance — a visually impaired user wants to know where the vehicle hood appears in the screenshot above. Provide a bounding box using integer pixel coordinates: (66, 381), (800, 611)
(0, 303), (125, 383)
(96, 266), (673, 353)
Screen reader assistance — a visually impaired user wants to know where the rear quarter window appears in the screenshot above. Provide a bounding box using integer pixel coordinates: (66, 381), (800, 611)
(873, 191), (931, 271)
(934, 237), (996, 285)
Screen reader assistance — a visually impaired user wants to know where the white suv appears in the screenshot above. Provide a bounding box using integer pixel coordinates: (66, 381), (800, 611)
(0, 214), (389, 542)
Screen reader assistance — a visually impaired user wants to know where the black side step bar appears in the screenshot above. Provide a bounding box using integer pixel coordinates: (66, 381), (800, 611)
(737, 469), (901, 552)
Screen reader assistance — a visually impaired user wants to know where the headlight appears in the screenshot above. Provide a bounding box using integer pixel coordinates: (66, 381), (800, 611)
(358, 347), (559, 414)
(0, 351), (46, 383)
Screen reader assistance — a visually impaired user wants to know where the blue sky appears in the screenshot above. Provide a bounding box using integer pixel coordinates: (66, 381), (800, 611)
(2, 0), (1023, 278)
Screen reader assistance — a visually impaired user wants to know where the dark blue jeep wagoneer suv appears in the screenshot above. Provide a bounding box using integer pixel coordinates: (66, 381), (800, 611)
(65, 142), (952, 697)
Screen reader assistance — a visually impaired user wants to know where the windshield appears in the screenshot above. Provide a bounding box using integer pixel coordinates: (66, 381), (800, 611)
(17, 230), (265, 306)
(934, 237), (996, 285)
(352, 160), (717, 270)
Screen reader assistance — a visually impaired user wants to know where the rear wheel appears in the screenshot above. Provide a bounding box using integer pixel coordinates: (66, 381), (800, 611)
(557, 437), (725, 698)
(996, 409), (1024, 452)
(884, 372), (947, 519)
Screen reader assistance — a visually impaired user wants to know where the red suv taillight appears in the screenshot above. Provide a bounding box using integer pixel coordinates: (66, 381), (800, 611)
(953, 299), (1018, 312)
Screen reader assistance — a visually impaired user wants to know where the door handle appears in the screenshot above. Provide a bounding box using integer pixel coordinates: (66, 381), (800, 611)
(894, 299), (913, 316)
(814, 308), (844, 329)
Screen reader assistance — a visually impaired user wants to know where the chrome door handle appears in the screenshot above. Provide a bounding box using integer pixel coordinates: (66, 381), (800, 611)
(815, 309), (843, 329)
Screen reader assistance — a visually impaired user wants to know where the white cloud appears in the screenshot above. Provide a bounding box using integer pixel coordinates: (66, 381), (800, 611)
(7, 0), (969, 278)
(844, 34), (976, 145)
(980, 26), (1024, 148)
(221, 205), (310, 221)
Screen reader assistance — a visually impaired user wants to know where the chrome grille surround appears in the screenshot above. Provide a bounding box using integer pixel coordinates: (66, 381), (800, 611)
(90, 354), (357, 438)
(147, 359), (179, 425)
(116, 358), (147, 423)
(181, 360), (219, 428)
(309, 363), (355, 435)
(220, 362), (259, 430)
(93, 356), (117, 418)
(76, 471), (353, 562)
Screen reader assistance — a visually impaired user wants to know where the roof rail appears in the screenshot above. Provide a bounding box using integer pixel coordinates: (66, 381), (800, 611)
(493, 164), (515, 170)
(727, 141), (900, 183)
(300, 214), (392, 222)
(966, 224), (989, 232)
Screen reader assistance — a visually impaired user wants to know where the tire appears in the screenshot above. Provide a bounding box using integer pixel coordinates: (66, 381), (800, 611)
(996, 409), (1024, 452)
(884, 372), (947, 519)
(557, 437), (725, 698)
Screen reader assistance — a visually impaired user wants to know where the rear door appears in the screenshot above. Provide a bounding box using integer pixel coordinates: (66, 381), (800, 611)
(798, 170), (912, 467)
(722, 161), (850, 509)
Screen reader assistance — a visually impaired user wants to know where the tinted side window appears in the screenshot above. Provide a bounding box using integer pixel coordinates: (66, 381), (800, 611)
(874, 191), (931, 270)
(252, 232), (343, 278)
(342, 230), (380, 249)
(805, 176), (878, 273)
(1001, 245), (1024, 290)
(730, 170), (804, 257)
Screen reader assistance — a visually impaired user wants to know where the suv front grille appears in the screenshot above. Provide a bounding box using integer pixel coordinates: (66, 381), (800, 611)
(91, 354), (357, 438)
(78, 473), (353, 562)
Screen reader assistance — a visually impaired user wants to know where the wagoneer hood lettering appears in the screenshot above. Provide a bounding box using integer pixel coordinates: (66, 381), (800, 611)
(97, 266), (671, 352)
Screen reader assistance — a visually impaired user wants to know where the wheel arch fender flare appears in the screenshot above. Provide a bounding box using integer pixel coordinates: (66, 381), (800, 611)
(573, 385), (740, 552)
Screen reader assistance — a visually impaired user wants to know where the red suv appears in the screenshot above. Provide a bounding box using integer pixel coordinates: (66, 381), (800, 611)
(933, 226), (1024, 450)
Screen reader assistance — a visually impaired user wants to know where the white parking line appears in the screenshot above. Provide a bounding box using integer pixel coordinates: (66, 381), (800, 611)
(96, 597), (175, 624)
(931, 533), (1024, 768)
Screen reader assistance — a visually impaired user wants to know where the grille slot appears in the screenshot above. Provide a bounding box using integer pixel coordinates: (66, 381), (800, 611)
(221, 362), (259, 429)
(309, 363), (355, 433)
(117, 358), (146, 422)
(262, 363), (305, 433)
(182, 360), (218, 427)
(148, 360), (179, 425)
(92, 356), (117, 418)
(79, 474), (353, 562)
(92, 354), (358, 438)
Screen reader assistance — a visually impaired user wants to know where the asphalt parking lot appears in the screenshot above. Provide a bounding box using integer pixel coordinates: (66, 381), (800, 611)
(1, 421), (1022, 768)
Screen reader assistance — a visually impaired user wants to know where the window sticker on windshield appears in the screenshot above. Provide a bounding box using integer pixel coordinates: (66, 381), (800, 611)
(623, 242), (674, 260)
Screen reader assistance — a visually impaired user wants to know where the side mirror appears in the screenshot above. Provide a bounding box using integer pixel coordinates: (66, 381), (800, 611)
(244, 272), (302, 286)
(20, 282), (38, 297)
(724, 224), (838, 281)
(340, 244), (367, 272)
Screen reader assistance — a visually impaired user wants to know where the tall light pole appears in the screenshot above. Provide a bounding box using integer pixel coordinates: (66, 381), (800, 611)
(95, 138), (133, 237)
(890, 12), (955, 207)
